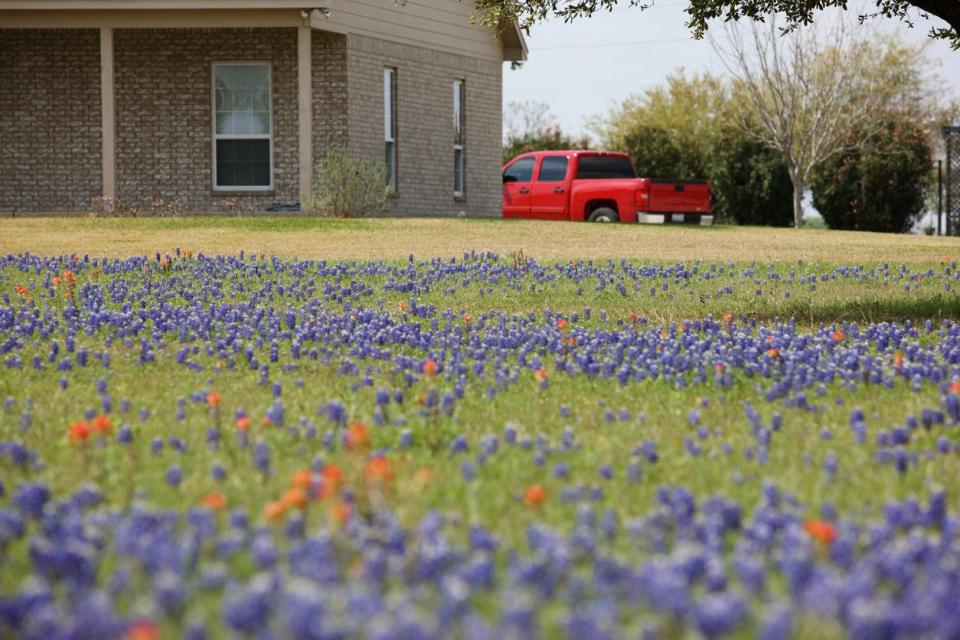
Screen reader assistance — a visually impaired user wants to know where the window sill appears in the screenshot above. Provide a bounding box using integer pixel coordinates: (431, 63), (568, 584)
(213, 190), (275, 197)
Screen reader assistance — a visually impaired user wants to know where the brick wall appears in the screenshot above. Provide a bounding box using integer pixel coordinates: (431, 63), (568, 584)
(0, 29), (102, 213)
(312, 31), (349, 164)
(0, 27), (502, 216)
(113, 28), (300, 212)
(345, 34), (503, 218)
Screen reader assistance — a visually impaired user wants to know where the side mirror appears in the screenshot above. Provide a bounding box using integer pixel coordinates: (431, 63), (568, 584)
(503, 174), (516, 184)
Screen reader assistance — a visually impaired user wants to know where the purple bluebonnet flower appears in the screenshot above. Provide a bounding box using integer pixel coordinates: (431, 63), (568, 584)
(451, 435), (469, 454)
(253, 440), (271, 473)
(12, 482), (49, 519)
(117, 423), (133, 444)
(165, 465), (183, 488)
(222, 573), (276, 633)
(152, 570), (187, 616)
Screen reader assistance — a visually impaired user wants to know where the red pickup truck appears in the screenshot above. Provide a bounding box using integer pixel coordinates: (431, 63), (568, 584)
(502, 150), (712, 224)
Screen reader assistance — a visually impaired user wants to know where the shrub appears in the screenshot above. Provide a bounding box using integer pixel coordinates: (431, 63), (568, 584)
(621, 124), (704, 181)
(707, 128), (794, 227)
(89, 195), (139, 218)
(306, 148), (392, 218)
(811, 119), (932, 233)
(146, 196), (187, 217)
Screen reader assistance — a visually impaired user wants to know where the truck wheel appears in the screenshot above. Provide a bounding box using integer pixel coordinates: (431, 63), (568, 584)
(588, 208), (619, 223)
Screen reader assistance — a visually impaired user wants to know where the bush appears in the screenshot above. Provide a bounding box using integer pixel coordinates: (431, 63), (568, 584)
(707, 128), (794, 226)
(503, 126), (590, 164)
(621, 124), (705, 181)
(811, 119), (931, 233)
(306, 148), (391, 217)
(89, 195), (139, 218)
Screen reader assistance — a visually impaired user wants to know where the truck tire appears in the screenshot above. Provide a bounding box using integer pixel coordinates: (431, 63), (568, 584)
(588, 208), (618, 223)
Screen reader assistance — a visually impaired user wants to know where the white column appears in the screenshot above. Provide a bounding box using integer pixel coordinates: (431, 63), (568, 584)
(100, 28), (116, 199)
(297, 25), (313, 207)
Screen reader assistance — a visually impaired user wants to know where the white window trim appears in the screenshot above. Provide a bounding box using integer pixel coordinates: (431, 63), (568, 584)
(453, 79), (465, 197)
(384, 67), (397, 192)
(211, 62), (274, 192)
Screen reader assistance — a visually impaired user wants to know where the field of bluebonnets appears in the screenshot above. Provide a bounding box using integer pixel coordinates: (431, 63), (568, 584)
(2, 233), (960, 639)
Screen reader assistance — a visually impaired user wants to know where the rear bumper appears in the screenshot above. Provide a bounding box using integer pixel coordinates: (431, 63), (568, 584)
(637, 213), (713, 225)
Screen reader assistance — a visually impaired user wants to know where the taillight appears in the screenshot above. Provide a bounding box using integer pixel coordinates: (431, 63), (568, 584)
(635, 188), (650, 208)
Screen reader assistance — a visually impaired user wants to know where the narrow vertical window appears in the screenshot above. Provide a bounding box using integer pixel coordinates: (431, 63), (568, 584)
(384, 67), (397, 191)
(213, 63), (272, 189)
(453, 79), (465, 197)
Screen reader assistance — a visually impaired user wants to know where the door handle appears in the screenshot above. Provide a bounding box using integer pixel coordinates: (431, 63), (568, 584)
(553, 187), (565, 193)
(518, 187), (529, 194)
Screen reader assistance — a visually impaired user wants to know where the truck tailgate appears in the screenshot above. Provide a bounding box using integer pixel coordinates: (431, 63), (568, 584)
(648, 180), (711, 213)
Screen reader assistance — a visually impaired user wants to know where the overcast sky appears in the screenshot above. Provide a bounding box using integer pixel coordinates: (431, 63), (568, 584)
(502, 2), (960, 145)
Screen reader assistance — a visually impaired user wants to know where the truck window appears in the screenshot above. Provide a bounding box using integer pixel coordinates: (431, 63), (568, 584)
(537, 156), (568, 182)
(575, 156), (636, 180)
(503, 157), (535, 183)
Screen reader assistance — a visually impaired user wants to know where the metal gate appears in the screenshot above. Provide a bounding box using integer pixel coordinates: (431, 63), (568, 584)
(944, 127), (960, 236)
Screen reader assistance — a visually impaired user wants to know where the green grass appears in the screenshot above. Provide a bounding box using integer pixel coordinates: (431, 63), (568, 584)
(1, 247), (959, 637)
(0, 255), (956, 530)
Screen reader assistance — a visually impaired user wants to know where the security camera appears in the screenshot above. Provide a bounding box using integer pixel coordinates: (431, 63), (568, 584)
(301, 7), (331, 19)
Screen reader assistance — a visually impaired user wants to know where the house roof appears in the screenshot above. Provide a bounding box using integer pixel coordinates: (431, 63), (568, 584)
(0, 0), (528, 61)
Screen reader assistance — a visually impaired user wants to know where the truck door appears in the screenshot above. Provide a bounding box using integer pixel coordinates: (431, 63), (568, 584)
(502, 157), (536, 218)
(529, 155), (570, 220)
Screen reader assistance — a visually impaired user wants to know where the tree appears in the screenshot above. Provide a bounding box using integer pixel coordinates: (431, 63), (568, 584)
(593, 71), (791, 225)
(592, 72), (723, 182)
(473, 0), (959, 47)
(708, 126), (794, 226)
(811, 118), (932, 233)
(502, 101), (590, 163)
(711, 21), (926, 226)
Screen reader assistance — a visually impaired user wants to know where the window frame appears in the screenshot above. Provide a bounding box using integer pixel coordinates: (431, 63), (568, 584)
(384, 67), (398, 192)
(211, 61), (274, 192)
(453, 78), (466, 197)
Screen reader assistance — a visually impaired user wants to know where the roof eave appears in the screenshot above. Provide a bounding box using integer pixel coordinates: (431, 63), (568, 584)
(500, 18), (527, 62)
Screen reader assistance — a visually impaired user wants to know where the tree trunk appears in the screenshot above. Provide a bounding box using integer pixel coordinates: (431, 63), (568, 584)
(910, 0), (960, 36)
(792, 181), (804, 228)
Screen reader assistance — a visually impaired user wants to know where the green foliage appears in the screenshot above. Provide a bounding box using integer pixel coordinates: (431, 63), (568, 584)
(621, 125), (703, 181)
(306, 147), (392, 218)
(473, 0), (959, 47)
(596, 72), (796, 226)
(707, 127), (794, 227)
(811, 119), (932, 233)
(594, 72), (723, 179)
(502, 125), (590, 164)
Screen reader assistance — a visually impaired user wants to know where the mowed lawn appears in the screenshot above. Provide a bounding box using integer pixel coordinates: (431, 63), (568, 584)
(2, 215), (958, 262)
(1, 218), (960, 638)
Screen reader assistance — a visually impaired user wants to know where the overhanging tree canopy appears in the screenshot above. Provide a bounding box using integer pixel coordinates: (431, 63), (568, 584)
(475, 0), (960, 46)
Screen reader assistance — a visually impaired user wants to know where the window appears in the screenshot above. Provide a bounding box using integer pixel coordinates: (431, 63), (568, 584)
(503, 157), (535, 183)
(213, 63), (272, 190)
(575, 155), (636, 180)
(538, 156), (568, 182)
(453, 79), (465, 196)
(384, 67), (397, 190)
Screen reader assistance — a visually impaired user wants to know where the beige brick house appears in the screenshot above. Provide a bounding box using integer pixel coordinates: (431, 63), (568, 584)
(0, 1), (526, 215)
